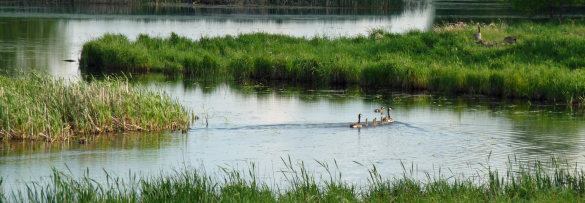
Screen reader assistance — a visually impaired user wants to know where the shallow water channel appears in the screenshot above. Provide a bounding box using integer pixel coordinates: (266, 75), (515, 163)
(2, 3), (585, 192)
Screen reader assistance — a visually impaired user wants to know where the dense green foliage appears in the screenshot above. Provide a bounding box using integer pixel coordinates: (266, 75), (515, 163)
(81, 21), (585, 102)
(3, 157), (585, 202)
(0, 73), (191, 141)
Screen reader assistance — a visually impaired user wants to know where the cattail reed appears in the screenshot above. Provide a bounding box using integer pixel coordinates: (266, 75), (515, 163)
(0, 73), (191, 141)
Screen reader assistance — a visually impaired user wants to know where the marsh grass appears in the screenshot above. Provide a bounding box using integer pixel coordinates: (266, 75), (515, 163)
(4, 156), (585, 202)
(0, 73), (191, 141)
(81, 20), (585, 102)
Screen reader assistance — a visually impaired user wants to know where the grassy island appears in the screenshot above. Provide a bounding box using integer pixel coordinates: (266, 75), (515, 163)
(0, 73), (191, 141)
(81, 21), (585, 102)
(3, 157), (585, 202)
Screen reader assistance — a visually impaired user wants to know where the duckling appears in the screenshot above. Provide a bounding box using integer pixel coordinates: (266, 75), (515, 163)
(374, 106), (384, 113)
(349, 114), (363, 128)
(504, 36), (516, 44)
(471, 25), (481, 40)
(363, 118), (369, 127)
(476, 40), (488, 46)
(379, 116), (387, 125)
(371, 118), (378, 126)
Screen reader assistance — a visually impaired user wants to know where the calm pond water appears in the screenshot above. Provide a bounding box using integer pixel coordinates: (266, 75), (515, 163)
(2, 2), (585, 192)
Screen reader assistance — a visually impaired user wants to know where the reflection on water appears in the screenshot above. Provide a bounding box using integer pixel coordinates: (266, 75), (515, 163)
(0, 131), (177, 157)
(1, 2), (534, 77)
(0, 131), (185, 189)
(0, 17), (75, 76)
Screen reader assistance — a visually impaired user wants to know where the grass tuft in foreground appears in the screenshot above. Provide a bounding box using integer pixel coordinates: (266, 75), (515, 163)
(0, 73), (191, 141)
(81, 20), (585, 102)
(3, 156), (585, 202)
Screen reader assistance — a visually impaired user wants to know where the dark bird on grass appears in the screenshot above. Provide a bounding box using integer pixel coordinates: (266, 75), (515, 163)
(504, 36), (517, 44)
(471, 25), (481, 40)
(374, 106), (384, 113)
(350, 114), (363, 128)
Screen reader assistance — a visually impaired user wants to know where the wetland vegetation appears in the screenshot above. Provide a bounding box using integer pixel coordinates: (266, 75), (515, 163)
(3, 157), (585, 202)
(0, 73), (192, 142)
(81, 20), (585, 102)
(2, 0), (409, 7)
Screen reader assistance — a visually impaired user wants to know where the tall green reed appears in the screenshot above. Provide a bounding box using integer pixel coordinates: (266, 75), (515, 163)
(4, 156), (585, 202)
(0, 72), (191, 141)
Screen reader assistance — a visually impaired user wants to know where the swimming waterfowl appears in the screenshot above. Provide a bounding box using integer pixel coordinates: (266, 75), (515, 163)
(363, 118), (369, 127)
(471, 25), (481, 40)
(371, 118), (378, 126)
(374, 106), (384, 113)
(382, 107), (395, 124)
(504, 36), (517, 44)
(350, 114), (363, 128)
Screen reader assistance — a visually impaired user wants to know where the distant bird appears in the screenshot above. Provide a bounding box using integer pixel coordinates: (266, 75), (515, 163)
(371, 118), (378, 126)
(350, 114), (363, 128)
(471, 25), (481, 40)
(374, 106), (384, 113)
(363, 118), (369, 127)
(504, 36), (517, 44)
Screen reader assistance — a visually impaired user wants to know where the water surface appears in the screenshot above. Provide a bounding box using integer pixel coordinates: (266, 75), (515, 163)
(3, 78), (585, 190)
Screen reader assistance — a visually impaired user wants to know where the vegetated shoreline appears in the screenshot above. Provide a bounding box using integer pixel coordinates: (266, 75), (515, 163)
(1, 0), (409, 8)
(2, 157), (585, 202)
(80, 20), (585, 102)
(0, 73), (192, 142)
